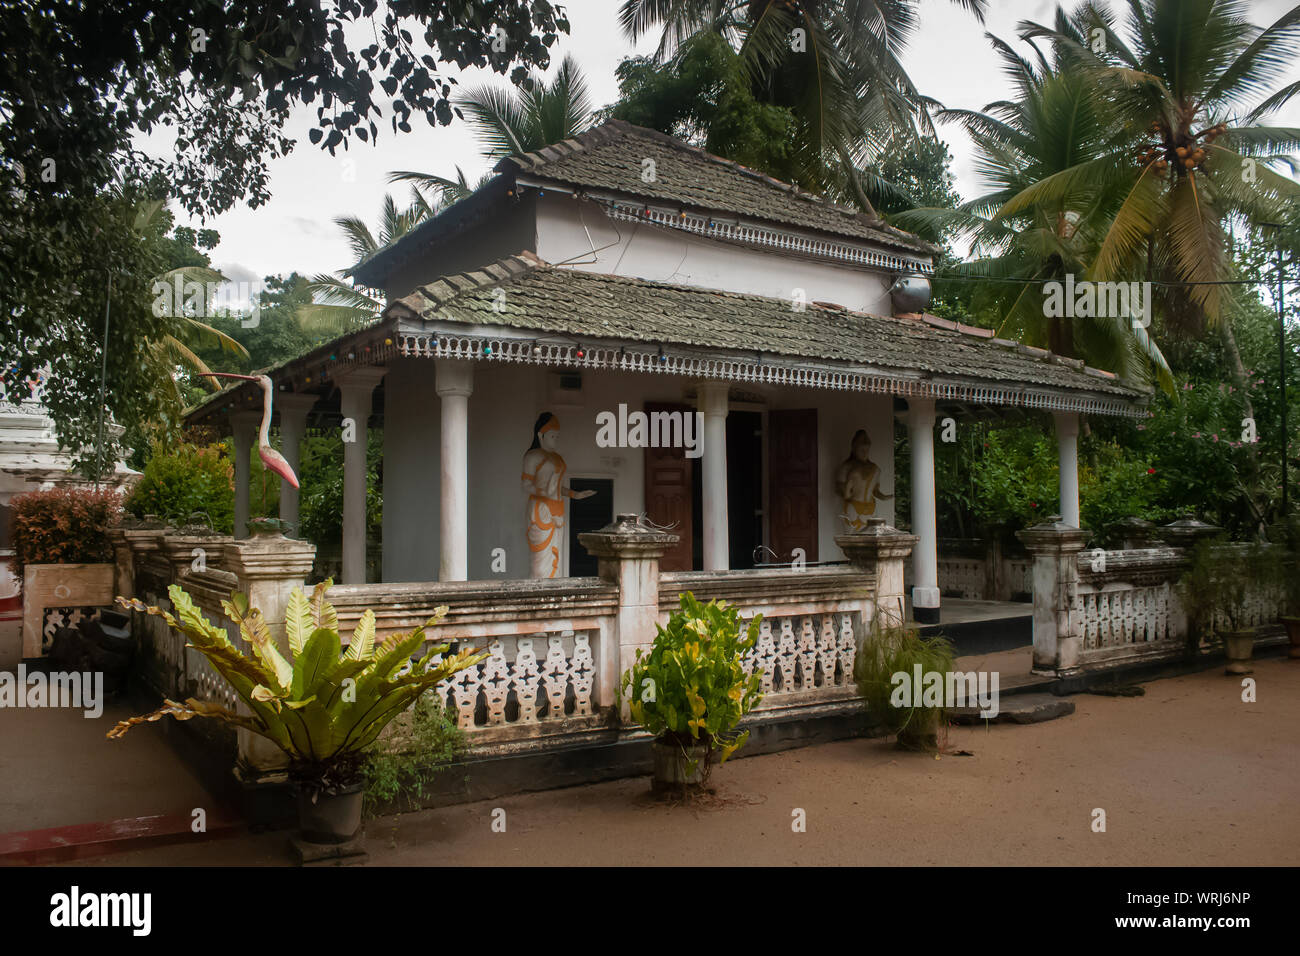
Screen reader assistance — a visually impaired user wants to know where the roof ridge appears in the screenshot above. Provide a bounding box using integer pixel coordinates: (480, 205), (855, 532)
(506, 118), (897, 233)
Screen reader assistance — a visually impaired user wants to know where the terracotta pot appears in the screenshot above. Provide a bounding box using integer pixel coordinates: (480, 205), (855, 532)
(1223, 630), (1256, 675)
(296, 783), (364, 844)
(651, 737), (711, 793)
(1281, 616), (1300, 660)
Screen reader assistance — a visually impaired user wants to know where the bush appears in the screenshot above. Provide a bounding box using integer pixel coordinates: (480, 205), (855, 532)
(127, 442), (234, 532)
(621, 592), (763, 774)
(361, 695), (466, 816)
(855, 617), (955, 752)
(11, 487), (123, 573)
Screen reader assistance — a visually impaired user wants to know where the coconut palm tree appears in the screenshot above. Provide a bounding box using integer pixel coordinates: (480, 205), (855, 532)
(302, 58), (597, 335)
(618, 0), (988, 210)
(131, 200), (250, 402)
(298, 193), (435, 335)
(455, 53), (596, 159)
(1003, 0), (1300, 355)
(896, 24), (1173, 389)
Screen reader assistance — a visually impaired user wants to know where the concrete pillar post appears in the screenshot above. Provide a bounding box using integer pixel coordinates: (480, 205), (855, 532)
(230, 412), (260, 539)
(835, 518), (918, 629)
(1017, 516), (1090, 676)
(435, 360), (473, 582)
(579, 514), (680, 717)
(906, 397), (939, 624)
(697, 381), (729, 572)
(1054, 411), (1080, 528)
(336, 368), (387, 584)
(275, 392), (317, 536)
(223, 534), (317, 780)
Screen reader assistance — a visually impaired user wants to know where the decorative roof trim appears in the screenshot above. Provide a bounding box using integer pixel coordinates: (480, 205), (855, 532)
(593, 199), (933, 275)
(394, 329), (1144, 419)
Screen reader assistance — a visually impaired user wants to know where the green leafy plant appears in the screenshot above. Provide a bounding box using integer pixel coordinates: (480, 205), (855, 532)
(109, 581), (486, 797)
(1178, 537), (1276, 640)
(11, 487), (123, 573)
(127, 442), (234, 532)
(361, 694), (466, 816)
(855, 616), (956, 752)
(621, 592), (763, 776)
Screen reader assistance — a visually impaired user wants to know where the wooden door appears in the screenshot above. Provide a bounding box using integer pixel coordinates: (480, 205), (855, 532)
(768, 409), (819, 564)
(642, 402), (694, 571)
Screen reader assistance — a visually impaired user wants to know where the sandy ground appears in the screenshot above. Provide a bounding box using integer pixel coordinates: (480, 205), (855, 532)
(64, 655), (1300, 867)
(0, 701), (214, 833)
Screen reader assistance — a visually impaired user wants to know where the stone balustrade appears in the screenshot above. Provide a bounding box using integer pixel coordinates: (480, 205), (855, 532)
(1019, 515), (1288, 676)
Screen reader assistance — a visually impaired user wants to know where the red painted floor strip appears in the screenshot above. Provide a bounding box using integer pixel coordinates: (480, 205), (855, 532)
(0, 812), (242, 865)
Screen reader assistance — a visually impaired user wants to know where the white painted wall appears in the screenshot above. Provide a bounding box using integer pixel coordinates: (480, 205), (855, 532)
(535, 194), (902, 314)
(381, 358), (896, 582)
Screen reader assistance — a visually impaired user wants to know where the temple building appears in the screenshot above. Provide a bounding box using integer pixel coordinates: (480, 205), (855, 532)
(185, 120), (1148, 624)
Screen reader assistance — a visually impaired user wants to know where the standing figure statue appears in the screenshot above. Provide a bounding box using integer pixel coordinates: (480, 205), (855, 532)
(521, 412), (594, 578)
(835, 429), (892, 531)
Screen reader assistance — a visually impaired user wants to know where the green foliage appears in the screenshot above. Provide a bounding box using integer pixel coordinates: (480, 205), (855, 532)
(1078, 443), (1176, 546)
(126, 442), (234, 532)
(185, 274), (325, 396)
(621, 592), (763, 769)
(361, 694), (466, 816)
(1177, 538), (1278, 639)
(854, 618), (956, 752)
(609, 32), (799, 182)
(2, 1), (567, 463)
(968, 429), (1060, 533)
(10, 487), (123, 573)
(111, 582), (487, 796)
(298, 431), (383, 547)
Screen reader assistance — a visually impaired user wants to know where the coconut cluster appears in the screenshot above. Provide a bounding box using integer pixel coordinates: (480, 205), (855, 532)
(1136, 121), (1227, 175)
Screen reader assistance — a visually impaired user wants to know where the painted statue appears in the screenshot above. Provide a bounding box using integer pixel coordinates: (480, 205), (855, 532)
(521, 412), (594, 578)
(835, 429), (892, 531)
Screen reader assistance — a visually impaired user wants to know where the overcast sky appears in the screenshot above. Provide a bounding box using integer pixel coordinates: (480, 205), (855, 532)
(177, 0), (1300, 290)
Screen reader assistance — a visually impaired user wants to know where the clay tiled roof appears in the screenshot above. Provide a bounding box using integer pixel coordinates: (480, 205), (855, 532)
(388, 253), (1147, 410)
(502, 120), (932, 254)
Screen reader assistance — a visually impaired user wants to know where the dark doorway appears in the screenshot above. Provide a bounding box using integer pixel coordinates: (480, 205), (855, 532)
(567, 477), (613, 577)
(727, 411), (763, 569)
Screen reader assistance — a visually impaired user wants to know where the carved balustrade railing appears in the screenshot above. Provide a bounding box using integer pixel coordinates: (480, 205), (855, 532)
(329, 578), (619, 742)
(658, 567), (873, 708)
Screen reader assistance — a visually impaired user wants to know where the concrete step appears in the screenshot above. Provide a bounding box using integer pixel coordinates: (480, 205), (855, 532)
(950, 692), (1075, 725)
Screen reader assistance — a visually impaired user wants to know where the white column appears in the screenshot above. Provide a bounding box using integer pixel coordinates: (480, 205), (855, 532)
(435, 360), (472, 581)
(1054, 411), (1080, 528)
(276, 392), (317, 537)
(697, 381), (730, 572)
(230, 412), (260, 539)
(337, 367), (387, 584)
(907, 397), (940, 624)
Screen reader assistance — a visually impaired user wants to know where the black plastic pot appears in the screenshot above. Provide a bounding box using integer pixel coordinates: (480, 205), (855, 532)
(295, 784), (364, 844)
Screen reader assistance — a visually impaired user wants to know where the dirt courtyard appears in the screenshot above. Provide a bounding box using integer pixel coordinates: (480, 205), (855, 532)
(74, 655), (1299, 867)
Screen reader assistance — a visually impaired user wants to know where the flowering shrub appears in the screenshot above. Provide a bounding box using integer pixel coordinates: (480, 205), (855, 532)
(127, 442), (234, 532)
(11, 487), (123, 573)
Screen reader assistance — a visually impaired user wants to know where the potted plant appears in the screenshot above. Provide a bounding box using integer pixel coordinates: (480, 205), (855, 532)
(1179, 538), (1269, 675)
(11, 487), (122, 659)
(855, 615), (956, 752)
(109, 580), (485, 852)
(621, 592), (763, 794)
(1267, 518), (1300, 659)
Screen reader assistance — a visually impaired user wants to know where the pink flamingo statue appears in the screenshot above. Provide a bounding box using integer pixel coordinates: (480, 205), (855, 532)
(201, 372), (299, 489)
